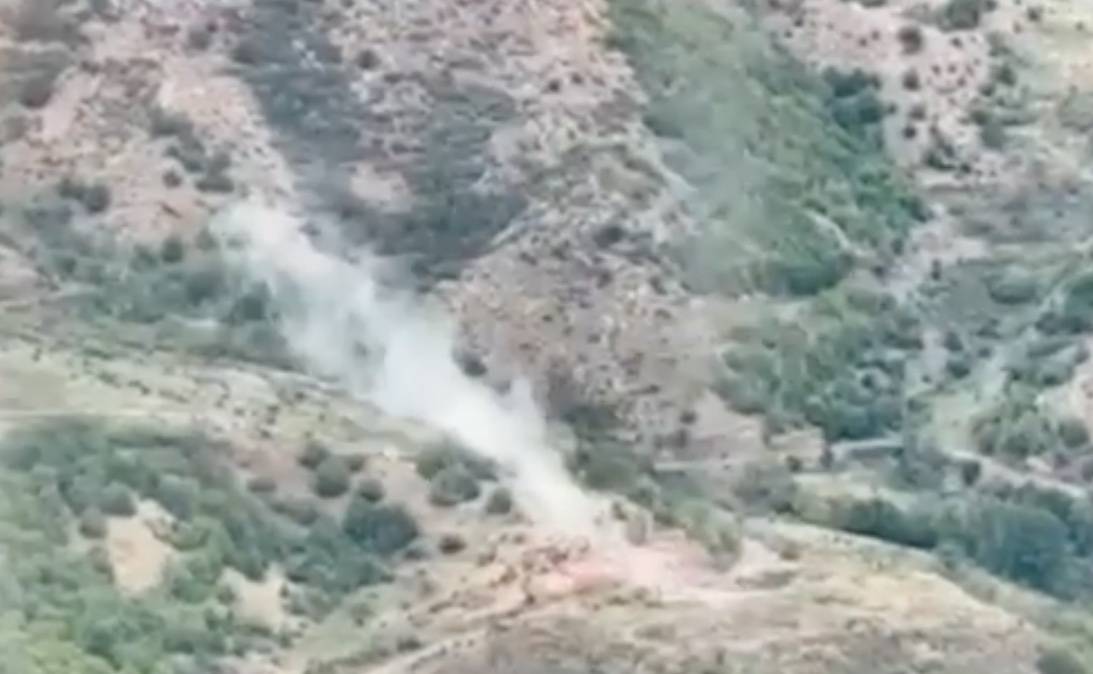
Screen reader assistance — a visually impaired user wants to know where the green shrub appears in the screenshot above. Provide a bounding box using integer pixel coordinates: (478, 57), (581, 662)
(1058, 417), (1090, 449)
(834, 497), (938, 548)
(79, 508), (107, 539)
(485, 487), (513, 515)
(414, 439), (496, 481)
(247, 476), (277, 494)
(438, 533), (466, 555)
(428, 466), (480, 507)
(974, 391), (1058, 459)
(342, 500), (419, 555)
(897, 24), (925, 53)
(298, 441), (330, 469)
(345, 454), (366, 473)
(1038, 647), (1088, 674)
(356, 478), (385, 503)
(19, 72), (57, 109)
(955, 497), (1070, 591)
(161, 235), (186, 264)
(732, 463), (797, 514)
(312, 456), (351, 499)
(99, 483), (136, 516)
(155, 475), (199, 520)
(271, 497), (320, 526)
(940, 0), (990, 29)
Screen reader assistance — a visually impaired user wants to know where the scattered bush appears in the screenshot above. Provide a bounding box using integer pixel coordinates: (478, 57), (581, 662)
(939, 0), (991, 30)
(987, 270), (1038, 304)
(1059, 417), (1090, 449)
(99, 483), (136, 517)
(414, 439), (496, 481)
(428, 466), (481, 507)
(298, 440), (330, 469)
(247, 476), (277, 494)
(437, 533), (466, 555)
(897, 24), (925, 54)
(271, 497), (320, 526)
(342, 500), (419, 555)
(901, 69), (921, 91)
(19, 72), (57, 109)
(356, 478), (385, 503)
(312, 456), (351, 499)
(161, 235), (186, 264)
(79, 508), (107, 539)
(345, 454), (366, 473)
(485, 487), (513, 515)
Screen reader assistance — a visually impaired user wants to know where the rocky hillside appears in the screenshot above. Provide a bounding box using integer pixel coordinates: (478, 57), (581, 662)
(3, 0), (1093, 673)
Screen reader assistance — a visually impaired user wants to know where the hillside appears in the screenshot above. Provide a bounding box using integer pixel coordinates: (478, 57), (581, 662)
(2, 0), (1093, 673)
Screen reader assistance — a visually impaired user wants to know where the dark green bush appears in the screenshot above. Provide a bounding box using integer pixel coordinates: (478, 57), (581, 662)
(79, 508), (107, 539)
(99, 483), (136, 516)
(414, 439), (496, 481)
(247, 475), (277, 494)
(428, 466), (480, 507)
(940, 0), (990, 29)
(835, 497), (938, 548)
(161, 235), (187, 264)
(974, 392), (1058, 459)
(19, 72), (57, 108)
(485, 487), (513, 515)
(356, 478), (385, 503)
(298, 440), (330, 469)
(312, 456), (351, 499)
(438, 533), (466, 555)
(271, 497), (320, 526)
(342, 500), (419, 555)
(963, 498), (1070, 591)
(1059, 417), (1090, 449)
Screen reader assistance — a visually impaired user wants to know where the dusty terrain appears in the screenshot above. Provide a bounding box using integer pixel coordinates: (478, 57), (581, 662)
(1, 0), (1093, 672)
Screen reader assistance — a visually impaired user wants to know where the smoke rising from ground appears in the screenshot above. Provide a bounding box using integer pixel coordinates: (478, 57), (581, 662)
(213, 201), (608, 536)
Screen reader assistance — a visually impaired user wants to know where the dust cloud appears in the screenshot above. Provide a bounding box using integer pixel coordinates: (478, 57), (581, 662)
(212, 201), (609, 537)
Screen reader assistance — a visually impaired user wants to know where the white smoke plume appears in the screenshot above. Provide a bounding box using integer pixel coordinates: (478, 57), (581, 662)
(212, 201), (609, 537)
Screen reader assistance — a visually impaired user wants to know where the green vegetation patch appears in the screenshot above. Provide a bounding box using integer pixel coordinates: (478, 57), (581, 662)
(0, 418), (420, 673)
(718, 287), (922, 440)
(608, 0), (925, 296)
